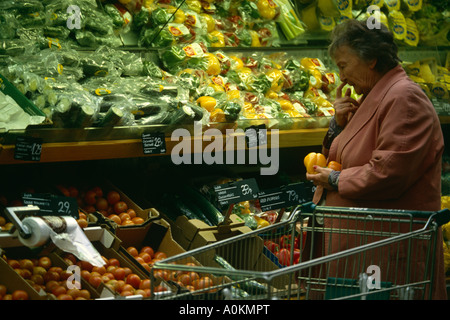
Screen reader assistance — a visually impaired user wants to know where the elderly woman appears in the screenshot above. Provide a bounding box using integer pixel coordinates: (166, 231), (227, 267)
(306, 19), (446, 299)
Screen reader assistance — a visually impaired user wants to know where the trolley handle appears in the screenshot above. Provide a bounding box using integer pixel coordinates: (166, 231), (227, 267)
(298, 202), (450, 227)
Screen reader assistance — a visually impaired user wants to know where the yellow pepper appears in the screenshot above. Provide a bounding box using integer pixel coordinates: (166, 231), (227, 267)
(327, 161), (342, 171)
(266, 68), (284, 93)
(196, 96), (217, 112)
(186, 0), (202, 13)
(255, 216), (270, 228)
(229, 55), (244, 70)
(257, 0), (278, 20)
(277, 99), (294, 111)
(304, 152), (327, 174)
(210, 108), (226, 122)
(208, 30), (225, 47)
(249, 29), (261, 47)
(226, 89), (240, 100)
(200, 13), (215, 33)
(264, 89), (279, 99)
(205, 53), (221, 76)
(167, 5), (186, 24)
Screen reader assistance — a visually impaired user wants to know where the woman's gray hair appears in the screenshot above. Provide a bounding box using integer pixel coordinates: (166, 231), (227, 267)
(328, 19), (401, 73)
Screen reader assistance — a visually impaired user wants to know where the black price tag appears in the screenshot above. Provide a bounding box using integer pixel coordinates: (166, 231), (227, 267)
(214, 178), (260, 208)
(244, 124), (267, 148)
(258, 187), (286, 212)
(22, 193), (79, 219)
(258, 181), (316, 212)
(283, 182), (314, 207)
(142, 132), (166, 155)
(14, 136), (43, 161)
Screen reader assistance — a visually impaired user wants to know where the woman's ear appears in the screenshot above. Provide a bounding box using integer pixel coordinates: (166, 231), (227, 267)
(368, 58), (377, 69)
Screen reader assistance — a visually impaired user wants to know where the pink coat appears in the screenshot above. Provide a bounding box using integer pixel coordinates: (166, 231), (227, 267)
(310, 65), (447, 299)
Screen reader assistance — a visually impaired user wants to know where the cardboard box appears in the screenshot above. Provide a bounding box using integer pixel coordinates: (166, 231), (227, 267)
(116, 218), (185, 261)
(0, 257), (49, 300)
(169, 214), (250, 251)
(76, 180), (160, 229)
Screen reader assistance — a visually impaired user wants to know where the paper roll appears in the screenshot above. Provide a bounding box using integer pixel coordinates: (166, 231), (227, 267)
(19, 217), (52, 247)
(19, 216), (105, 267)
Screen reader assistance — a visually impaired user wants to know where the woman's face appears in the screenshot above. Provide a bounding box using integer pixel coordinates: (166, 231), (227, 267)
(333, 45), (380, 96)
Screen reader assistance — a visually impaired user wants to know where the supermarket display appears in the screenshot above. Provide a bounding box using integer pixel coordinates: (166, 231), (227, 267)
(0, 0), (449, 301)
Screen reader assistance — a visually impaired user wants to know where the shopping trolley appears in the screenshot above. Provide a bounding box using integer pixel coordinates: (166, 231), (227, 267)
(151, 202), (450, 300)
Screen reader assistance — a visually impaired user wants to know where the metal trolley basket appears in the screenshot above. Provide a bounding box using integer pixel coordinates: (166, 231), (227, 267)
(151, 202), (450, 300)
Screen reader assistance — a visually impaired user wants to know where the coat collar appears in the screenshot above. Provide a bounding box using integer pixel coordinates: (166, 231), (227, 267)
(330, 65), (407, 163)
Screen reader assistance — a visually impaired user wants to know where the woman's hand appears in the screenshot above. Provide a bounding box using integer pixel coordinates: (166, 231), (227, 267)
(333, 82), (360, 128)
(306, 166), (335, 190)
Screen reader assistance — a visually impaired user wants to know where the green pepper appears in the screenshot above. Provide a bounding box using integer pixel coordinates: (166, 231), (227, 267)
(223, 101), (241, 122)
(238, 0), (261, 20)
(143, 60), (164, 78)
(139, 27), (173, 47)
(150, 7), (171, 27)
(131, 7), (150, 31)
(236, 28), (252, 47)
(250, 74), (271, 93)
(104, 4), (125, 29)
(160, 45), (187, 71)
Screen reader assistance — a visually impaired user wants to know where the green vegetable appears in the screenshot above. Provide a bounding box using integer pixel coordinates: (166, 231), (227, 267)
(150, 7), (171, 27)
(160, 45), (187, 71)
(104, 4), (125, 29)
(180, 185), (224, 225)
(223, 101), (241, 122)
(214, 255), (267, 295)
(250, 74), (271, 93)
(238, 0), (261, 20)
(236, 29), (252, 47)
(276, 0), (305, 40)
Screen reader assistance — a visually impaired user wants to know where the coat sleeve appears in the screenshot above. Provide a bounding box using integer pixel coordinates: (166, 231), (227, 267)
(338, 82), (442, 201)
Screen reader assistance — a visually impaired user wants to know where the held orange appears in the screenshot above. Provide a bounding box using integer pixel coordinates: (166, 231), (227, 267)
(327, 161), (342, 171)
(304, 152), (327, 174)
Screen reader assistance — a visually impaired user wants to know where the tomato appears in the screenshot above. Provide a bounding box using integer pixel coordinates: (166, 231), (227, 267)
(138, 252), (152, 263)
(79, 289), (91, 300)
(126, 247), (139, 257)
(108, 258), (120, 268)
(126, 273), (142, 289)
(276, 248), (291, 266)
(140, 246), (154, 258)
(192, 276), (214, 290)
(20, 259), (34, 271)
(84, 190), (97, 206)
(58, 294), (73, 300)
(139, 279), (151, 290)
(127, 209), (137, 219)
(153, 251), (167, 260)
(107, 191), (121, 205)
(51, 285), (67, 297)
(78, 260), (94, 272)
(88, 275), (103, 288)
(108, 214), (121, 225)
(7, 259), (20, 269)
(0, 284), (6, 297)
(92, 266), (106, 275)
(37, 256), (52, 270)
(114, 201), (128, 215)
(12, 290), (29, 300)
(132, 217), (145, 224)
(95, 197), (109, 211)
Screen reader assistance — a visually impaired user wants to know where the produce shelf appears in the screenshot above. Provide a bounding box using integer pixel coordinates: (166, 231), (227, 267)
(0, 128), (328, 164)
